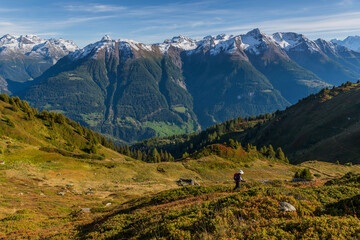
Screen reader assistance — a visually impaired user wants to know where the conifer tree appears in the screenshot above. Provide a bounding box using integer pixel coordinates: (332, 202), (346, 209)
(276, 147), (286, 161)
(266, 145), (276, 158)
(137, 150), (143, 160)
(151, 148), (161, 163)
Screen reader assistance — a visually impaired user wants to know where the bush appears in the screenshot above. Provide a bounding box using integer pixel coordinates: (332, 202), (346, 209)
(294, 168), (313, 180)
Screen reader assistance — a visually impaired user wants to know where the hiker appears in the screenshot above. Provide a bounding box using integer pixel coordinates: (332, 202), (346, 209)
(233, 170), (246, 190)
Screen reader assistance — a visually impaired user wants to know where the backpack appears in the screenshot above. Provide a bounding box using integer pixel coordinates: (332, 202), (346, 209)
(234, 173), (241, 181)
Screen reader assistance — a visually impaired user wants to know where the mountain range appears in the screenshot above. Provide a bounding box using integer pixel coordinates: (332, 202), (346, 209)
(332, 36), (360, 52)
(0, 34), (78, 93)
(2, 29), (359, 143)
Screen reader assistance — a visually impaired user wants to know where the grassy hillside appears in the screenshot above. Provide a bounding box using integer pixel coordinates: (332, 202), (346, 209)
(243, 81), (360, 164)
(137, 82), (360, 164)
(0, 94), (360, 238)
(78, 173), (360, 239)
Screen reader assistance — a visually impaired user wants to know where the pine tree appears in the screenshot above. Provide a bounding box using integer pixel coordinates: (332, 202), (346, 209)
(266, 145), (276, 158)
(300, 168), (313, 180)
(125, 145), (131, 156)
(245, 143), (252, 152)
(151, 148), (161, 163)
(160, 149), (165, 162)
(260, 146), (267, 155)
(164, 151), (169, 162)
(137, 150), (143, 160)
(275, 147), (286, 161)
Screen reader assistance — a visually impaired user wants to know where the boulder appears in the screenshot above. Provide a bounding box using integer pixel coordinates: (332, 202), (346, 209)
(176, 178), (200, 186)
(279, 202), (296, 212)
(79, 208), (91, 213)
(76, 208), (91, 215)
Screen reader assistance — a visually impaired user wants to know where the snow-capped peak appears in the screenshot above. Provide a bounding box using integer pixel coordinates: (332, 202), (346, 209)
(0, 34), (79, 63)
(331, 36), (360, 51)
(159, 35), (197, 54)
(101, 35), (112, 41)
(239, 28), (275, 55)
(246, 28), (263, 37)
(70, 36), (153, 60)
(271, 32), (321, 53)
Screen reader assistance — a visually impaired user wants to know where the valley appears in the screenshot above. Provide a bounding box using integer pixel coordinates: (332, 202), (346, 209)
(0, 22), (359, 239)
(0, 93), (359, 238)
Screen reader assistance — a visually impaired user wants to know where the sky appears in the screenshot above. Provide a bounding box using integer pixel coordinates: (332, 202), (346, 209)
(0, 0), (360, 47)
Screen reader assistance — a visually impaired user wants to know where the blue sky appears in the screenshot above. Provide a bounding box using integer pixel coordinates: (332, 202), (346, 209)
(1, 0), (360, 47)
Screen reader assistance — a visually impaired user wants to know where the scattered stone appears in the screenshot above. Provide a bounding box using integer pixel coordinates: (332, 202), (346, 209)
(85, 188), (94, 195)
(0, 161), (4, 165)
(66, 184), (74, 188)
(105, 202), (112, 207)
(94, 173), (97, 175)
(279, 202), (296, 212)
(176, 178), (199, 186)
(17, 193), (23, 196)
(77, 208), (91, 214)
(40, 193), (45, 196)
(111, 158), (114, 160)
(258, 180), (272, 184)
(56, 173), (62, 176)
(57, 192), (65, 196)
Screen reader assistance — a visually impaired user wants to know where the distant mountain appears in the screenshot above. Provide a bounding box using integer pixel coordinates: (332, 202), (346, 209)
(0, 34), (78, 93)
(18, 29), (360, 143)
(273, 33), (360, 85)
(332, 36), (360, 52)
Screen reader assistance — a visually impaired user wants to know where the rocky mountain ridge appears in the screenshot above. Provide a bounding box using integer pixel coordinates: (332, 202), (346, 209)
(14, 29), (360, 143)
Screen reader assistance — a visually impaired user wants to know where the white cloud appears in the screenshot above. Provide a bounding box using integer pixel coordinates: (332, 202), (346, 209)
(65, 4), (126, 13)
(188, 11), (360, 39)
(337, 0), (353, 6)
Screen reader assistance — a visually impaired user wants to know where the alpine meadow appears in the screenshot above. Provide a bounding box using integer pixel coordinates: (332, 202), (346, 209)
(1, 0), (360, 239)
